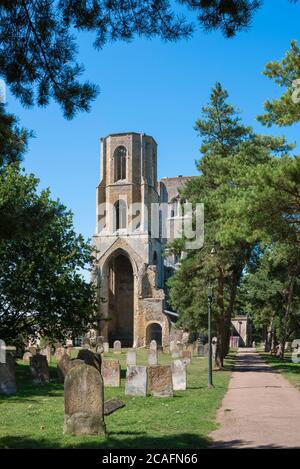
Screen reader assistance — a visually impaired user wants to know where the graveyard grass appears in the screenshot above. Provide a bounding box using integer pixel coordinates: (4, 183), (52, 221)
(0, 350), (235, 449)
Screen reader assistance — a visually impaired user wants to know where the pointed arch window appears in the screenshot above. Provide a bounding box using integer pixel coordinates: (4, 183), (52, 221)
(114, 200), (127, 231)
(114, 146), (127, 181)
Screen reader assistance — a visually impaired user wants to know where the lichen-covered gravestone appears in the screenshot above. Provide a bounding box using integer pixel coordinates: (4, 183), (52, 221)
(171, 360), (187, 391)
(103, 342), (109, 353)
(148, 349), (158, 366)
(57, 354), (84, 382)
(77, 349), (101, 372)
(113, 340), (121, 354)
(64, 364), (105, 436)
(125, 366), (147, 397)
(29, 354), (49, 384)
(149, 340), (157, 351)
(101, 359), (120, 387)
(148, 365), (173, 397)
(0, 353), (17, 395)
(41, 345), (51, 364)
(23, 351), (32, 364)
(126, 349), (136, 366)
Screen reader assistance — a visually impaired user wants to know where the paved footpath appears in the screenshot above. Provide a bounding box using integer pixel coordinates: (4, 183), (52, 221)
(210, 349), (300, 449)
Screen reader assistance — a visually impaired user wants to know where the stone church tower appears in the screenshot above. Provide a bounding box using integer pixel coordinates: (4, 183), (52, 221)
(92, 132), (169, 347)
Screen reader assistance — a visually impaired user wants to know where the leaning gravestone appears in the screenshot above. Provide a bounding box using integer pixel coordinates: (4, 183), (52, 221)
(104, 398), (126, 416)
(23, 351), (32, 364)
(171, 360), (187, 391)
(125, 366), (147, 397)
(0, 353), (17, 395)
(148, 365), (173, 397)
(103, 342), (109, 353)
(148, 349), (158, 366)
(64, 364), (105, 436)
(113, 340), (121, 354)
(101, 359), (120, 387)
(149, 340), (157, 351)
(126, 349), (136, 366)
(57, 354), (84, 382)
(41, 345), (51, 364)
(30, 354), (49, 385)
(77, 349), (101, 373)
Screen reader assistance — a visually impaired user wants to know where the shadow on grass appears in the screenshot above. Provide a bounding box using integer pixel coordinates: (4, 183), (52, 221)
(260, 354), (300, 375)
(0, 432), (209, 449)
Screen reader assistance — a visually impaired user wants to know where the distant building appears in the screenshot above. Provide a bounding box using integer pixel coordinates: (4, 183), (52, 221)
(91, 132), (194, 347)
(230, 315), (252, 347)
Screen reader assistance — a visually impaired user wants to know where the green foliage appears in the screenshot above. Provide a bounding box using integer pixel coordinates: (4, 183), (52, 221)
(258, 40), (300, 126)
(0, 104), (31, 169)
(0, 165), (97, 345)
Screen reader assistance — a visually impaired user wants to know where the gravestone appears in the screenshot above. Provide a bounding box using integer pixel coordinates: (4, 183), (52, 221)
(82, 339), (91, 349)
(96, 345), (104, 355)
(29, 354), (49, 385)
(252, 341), (256, 349)
(171, 360), (187, 391)
(0, 353), (17, 395)
(57, 354), (84, 382)
(104, 398), (126, 416)
(77, 349), (101, 372)
(113, 340), (121, 354)
(212, 337), (217, 360)
(182, 332), (190, 344)
(64, 364), (105, 436)
(23, 351), (32, 364)
(28, 346), (37, 356)
(149, 340), (157, 351)
(41, 345), (51, 364)
(181, 350), (192, 364)
(55, 346), (66, 361)
(125, 366), (147, 397)
(148, 365), (173, 397)
(101, 359), (120, 387)
(148, 349), (158, 366)
(126, 349), (136, 366)
(96, 336), (105, 346)
(103, 342), (109, 353)
(171, 343), (179, 358)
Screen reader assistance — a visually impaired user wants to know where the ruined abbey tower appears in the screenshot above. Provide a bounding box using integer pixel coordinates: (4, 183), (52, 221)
(92, 132), (192, 348)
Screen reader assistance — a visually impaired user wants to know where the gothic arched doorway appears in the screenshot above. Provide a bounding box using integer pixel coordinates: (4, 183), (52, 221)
(107, 253), (134, 347)
(146, 323), (162, 347)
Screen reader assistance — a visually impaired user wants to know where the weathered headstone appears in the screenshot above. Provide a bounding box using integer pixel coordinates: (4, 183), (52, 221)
(113, 340), (121, 354)
(104, 398), (126, 416)
(77, 349), (101, 372)
(149, 340), (157, 351)
(55, 346), (66, 361)
(126, 349), (136, 366)
(96, 336), (105, 346)
(23, 351), (32, 364)
(103, 342), (109, 353)
(212, 337), (217, 360)
(101, 359), (120, 387)
(148, 349), (158, 366)
(171, 344), (180, 358)
(182, 332), (190, 344)
(125, 366), (147, 397)
(57, 354), (84, 382)
(252, 341), (256, 349)
(41, 345), (51, 364)
(64, 364), (105, 436)
(171, 360), (187, 391)
(0, 353), (16, 395)
(96, 344), (104, 355)
(148, 365), (173, 397)
(29, 354), (49, 385)
(181, 350), (192, 364)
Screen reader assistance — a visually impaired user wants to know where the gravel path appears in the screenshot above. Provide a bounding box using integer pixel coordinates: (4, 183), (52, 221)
(210, 349), (300, 449)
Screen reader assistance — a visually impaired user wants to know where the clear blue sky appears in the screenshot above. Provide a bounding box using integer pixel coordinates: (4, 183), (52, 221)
(5, 0), (300, 242)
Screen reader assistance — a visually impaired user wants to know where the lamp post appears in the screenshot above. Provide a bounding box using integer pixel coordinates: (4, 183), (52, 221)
(207, 285), (213, 388)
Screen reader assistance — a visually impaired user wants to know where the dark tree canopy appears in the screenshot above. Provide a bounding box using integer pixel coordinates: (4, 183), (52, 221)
(0, 0), (297, 118)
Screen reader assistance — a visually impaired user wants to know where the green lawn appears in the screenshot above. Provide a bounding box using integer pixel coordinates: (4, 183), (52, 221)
(0, 350), (234, 449)
(259, 351), (300, 389)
